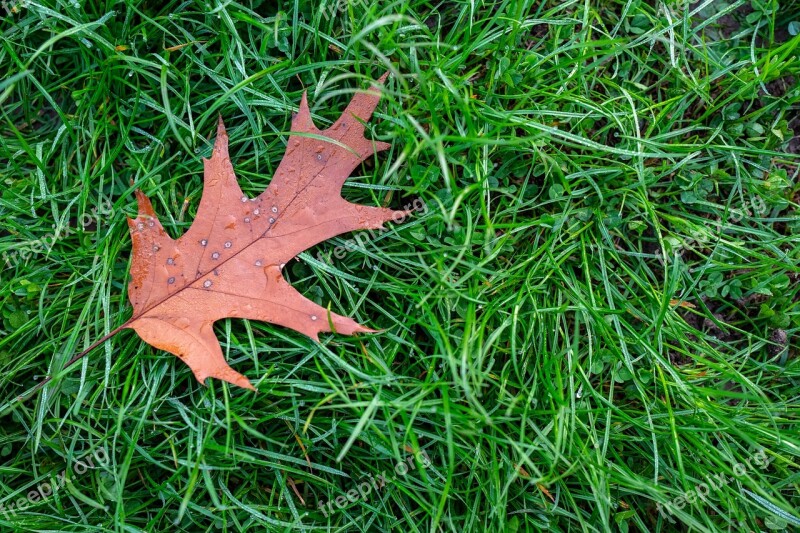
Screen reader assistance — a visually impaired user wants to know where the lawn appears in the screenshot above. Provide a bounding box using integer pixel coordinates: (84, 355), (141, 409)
(1, 0), (799, 531)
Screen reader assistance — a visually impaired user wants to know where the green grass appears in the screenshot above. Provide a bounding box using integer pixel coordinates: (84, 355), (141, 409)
(1, 0), (799, 531)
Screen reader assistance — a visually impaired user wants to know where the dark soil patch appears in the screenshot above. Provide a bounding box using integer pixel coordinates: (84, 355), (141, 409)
(767, 328), (789, 357)
(786, 114), (800, 155)
(763, 76), (796, 98)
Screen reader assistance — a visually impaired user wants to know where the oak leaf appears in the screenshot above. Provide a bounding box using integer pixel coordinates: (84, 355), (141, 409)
(125, 74), (405, 390)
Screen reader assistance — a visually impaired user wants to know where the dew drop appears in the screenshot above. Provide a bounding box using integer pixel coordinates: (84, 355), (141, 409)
(203, 280), (212, 288)
(211, 252), (220, 259)
(168, 277), (175, 284)
(244, 217), (250, 223)
(241, 196), (248, 203)
(271, 206), (278, 213)
(316, 154), (323, 161)
(311, 315), (318, 321)
(200, 239), (208, 246)
(255, 260), (263, 267)
(269, 217), (275, 223)
(152, 245), (160, 252)
(253, 208), (260, 215)
(148, 220), (155, 227)
(224, 241), (232, 248)
(167, 258), (175, 265)
(136, 222), (144, 231)
(280, 262), (285, 268)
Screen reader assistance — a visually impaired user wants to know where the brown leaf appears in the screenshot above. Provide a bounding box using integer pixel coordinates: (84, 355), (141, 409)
(536, 482), (554, 502)
(514, 463), (530, 478)
(125, 74), (406, 390)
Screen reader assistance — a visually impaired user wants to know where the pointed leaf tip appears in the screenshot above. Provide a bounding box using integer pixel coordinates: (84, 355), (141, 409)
(220, 374), (255, 391)
(196, 363), (254, 390)
(134, 189), (156, 217)
(291, 91), (316, 131)
(213, 116), (229, 154)
(294, 91), (309, 119)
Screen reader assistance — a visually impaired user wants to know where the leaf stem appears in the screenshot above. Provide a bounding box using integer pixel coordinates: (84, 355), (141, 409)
(14, 319), (132, 403)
